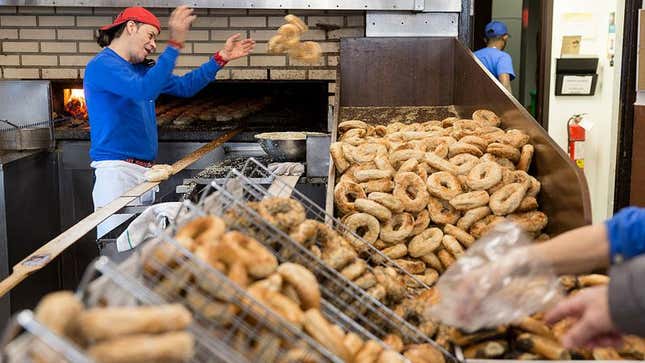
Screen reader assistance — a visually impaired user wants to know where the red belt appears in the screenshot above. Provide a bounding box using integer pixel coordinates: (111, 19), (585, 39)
(124, 158), (154, 168)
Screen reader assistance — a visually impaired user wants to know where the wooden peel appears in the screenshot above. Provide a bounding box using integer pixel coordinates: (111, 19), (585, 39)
(0, 128), (241, 298)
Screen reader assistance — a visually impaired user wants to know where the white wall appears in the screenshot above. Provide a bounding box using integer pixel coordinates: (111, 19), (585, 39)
(492, 0), (523, 100)
(547, 0), (624, 222)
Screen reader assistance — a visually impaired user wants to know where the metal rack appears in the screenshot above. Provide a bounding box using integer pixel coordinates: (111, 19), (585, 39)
(1, 310), (91, 363)
(162, 202), (411, 361)
(80, 256), (248, 363)
(124, 230), (342, 363)
(194, 157), (459, 363)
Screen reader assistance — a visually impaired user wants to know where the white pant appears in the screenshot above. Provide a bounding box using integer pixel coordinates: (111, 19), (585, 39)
(91, 160), (157, 239)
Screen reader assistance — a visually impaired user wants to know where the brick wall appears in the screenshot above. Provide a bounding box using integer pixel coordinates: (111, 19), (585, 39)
(0, 6), (366, 103)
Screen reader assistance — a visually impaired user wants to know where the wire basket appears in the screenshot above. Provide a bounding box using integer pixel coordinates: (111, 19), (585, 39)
(0, 256), (244, 363)
(174, 201), (411, 361)
(1, 310), (91, 363)
(126, 225), (345, 363)
(193, 159), (458, 363)
(79, 256), (247, 363)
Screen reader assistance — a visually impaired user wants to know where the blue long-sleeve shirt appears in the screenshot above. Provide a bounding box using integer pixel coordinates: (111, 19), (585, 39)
(605, 207), (645, 263)
(84, 46), (221, 162)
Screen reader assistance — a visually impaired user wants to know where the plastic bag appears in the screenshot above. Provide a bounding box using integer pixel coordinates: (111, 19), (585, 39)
(426, 222), (562, 332)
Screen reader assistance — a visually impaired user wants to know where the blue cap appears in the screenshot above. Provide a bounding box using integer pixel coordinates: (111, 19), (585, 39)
(484, 21), (509, 38)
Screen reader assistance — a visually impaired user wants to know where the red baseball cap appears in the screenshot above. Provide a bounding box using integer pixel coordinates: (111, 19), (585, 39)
(100, 7), (161, 33)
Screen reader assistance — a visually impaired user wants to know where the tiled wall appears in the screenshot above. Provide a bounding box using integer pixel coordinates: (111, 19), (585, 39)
(0, 6), (367, 103)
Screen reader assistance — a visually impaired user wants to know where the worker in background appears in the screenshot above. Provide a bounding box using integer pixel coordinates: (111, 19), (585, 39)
(474, 20), (515, 94)
(85, 6), (255, 243)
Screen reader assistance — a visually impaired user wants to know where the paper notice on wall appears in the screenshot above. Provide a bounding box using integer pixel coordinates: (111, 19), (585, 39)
(561, 75), (594, 95)
(561, 13), (597, 38)
(561, 36), (582, 56)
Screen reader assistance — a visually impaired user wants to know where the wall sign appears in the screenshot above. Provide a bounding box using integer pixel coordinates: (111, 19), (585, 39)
(561, 75), (594, 95)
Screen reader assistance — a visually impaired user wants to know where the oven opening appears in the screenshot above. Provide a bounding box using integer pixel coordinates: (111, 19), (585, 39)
(52, 80), (330, 134)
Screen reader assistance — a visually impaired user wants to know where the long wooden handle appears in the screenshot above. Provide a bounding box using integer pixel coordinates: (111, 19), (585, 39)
(0, 128), (241, 298)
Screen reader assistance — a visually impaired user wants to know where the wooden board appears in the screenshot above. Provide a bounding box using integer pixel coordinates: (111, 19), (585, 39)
(0, 128), (241, 298)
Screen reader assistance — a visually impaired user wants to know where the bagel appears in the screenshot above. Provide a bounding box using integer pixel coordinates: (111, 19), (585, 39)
(285, 14), (308, 32)
(277, 262), (321, 310)
(334, 181), (366, 214)
(354, 168), (393, 182)
(470, 215), (506, 238)
(277, 23), (301, 46)
(330, 142), (350, 173)
(368, 192), (404, 213)
(404, 344), (446, 363)
(443, 224), (475, 247)
(360, 178), (395, 193)
(420, 252), (443, 272)
(258, 197), (306, 232)
(218, 231), (278, 278)
(408, 227), (443, 257)
(424, 152), (459, 174)
(517, 144), (534, 172)
(507, 211), (548, 233)
(437, 249), (456, 269)
(394, 172), (430, 212)
(303, 309), (352, 361)
(449, 142), (484, 158)
(502, 129), (530, 148)
(393, 258), (426, 274)
(481, 152), (516, 170)
(489, 183), (528, 215)
(410, 209), (431, 235)
(78, 304), (192, 341)
(467, 161), (503, 190)
(398, 158), (419, 172)
(459, 135), (488, 153)
(88, 332), (195, 363)
(472, 109), (501, 127)
(380, 213), (414, 243)
(354, 198), (392, 221)
(290, 41), (322, 64)
(487, 142), (521, 163)
(248, 285), (305, 327)
(427, 196), (461, 225)
(35, 291), (83, 339)
(450, 153), (480, 175)
(449, 190), (490, 210)
(340, 259), (368, 281)
(339, 120), (369, 132)
(441, 234), (464, 258)
(517, 196), (539, 212)
(344, 212), (380, 244)
(427, 171), (462, 200)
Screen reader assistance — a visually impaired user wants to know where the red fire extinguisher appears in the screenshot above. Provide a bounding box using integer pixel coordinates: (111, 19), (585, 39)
(567, 114), (586, 169)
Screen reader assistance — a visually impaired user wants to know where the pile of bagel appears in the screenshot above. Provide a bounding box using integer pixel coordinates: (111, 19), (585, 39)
(437, 274), (645, 360)
(268, 14), (322, 64)
(144, 214), (417, 363)
(328, 110), (645, 360)
(29, 291), (194, 363)
(330, 110), (548, 291)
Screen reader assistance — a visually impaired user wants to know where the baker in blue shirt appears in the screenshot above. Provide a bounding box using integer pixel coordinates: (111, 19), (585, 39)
(85, 6), (254, 239)
(474, 21), (515, 94)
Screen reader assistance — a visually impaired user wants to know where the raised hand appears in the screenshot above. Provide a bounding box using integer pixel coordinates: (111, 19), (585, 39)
(219, 33), (256, 61)
(169, 5), (196, 44)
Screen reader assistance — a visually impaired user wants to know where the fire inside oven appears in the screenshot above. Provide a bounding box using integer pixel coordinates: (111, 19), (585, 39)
(63, 88), (88, 121)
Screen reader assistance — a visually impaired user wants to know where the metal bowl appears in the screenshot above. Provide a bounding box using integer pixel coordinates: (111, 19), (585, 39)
(254, 132), (306, 161)
(254, 132), (324, 162)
